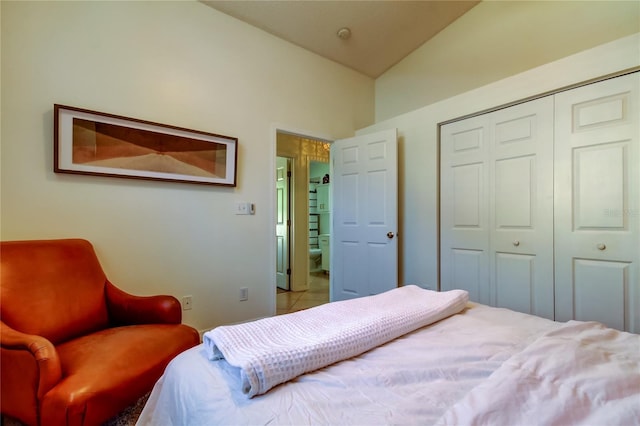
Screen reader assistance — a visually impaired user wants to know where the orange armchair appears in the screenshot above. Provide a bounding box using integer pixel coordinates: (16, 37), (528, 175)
(1, 239), (200, 426)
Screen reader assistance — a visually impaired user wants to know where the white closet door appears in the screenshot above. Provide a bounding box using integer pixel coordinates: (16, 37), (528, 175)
(490, 97), (554, 319)
(441, 116), (491, 304)
(554, 73), (640, 332)
(441, 97), (554, 317)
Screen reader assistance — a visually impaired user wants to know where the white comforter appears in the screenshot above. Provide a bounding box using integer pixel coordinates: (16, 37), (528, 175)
(137, 303), (565, 425)
(203, 285), (468, 397)
(437, 320), (640, 425)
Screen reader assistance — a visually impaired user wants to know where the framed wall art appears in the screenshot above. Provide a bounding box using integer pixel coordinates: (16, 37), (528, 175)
(54, 104), (237, 186)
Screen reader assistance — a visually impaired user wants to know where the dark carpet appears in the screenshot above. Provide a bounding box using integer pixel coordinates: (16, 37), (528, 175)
(2, 393), (149, 426)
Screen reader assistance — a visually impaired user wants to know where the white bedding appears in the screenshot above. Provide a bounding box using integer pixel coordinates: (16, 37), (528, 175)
(437, 320), (640, 425)
(203, 286), (468, 398)
(137, 302), (573, 426)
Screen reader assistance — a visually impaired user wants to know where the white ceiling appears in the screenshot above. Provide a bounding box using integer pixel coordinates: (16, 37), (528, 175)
(201, 1), (480, 78)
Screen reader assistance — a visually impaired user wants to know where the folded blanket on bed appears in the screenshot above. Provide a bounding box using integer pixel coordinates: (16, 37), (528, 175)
(436, 320), (640, 425)
(203, 285), (468, 397)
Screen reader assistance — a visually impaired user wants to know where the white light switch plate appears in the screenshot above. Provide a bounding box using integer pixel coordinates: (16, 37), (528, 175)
(235, 202), (254, 215)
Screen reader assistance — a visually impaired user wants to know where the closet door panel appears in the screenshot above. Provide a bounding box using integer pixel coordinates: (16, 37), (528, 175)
(555, 72), (639, 332)
(453, 163), (483, 227)
(574, 143), (626, 229)
(441, 116), (490, 304)
(494, 156), (533, 227)
(450, 249), (483, 302)
(490, 97), (555, 319)
(573, 259), (629, 331)
(495, 252), (535, 314)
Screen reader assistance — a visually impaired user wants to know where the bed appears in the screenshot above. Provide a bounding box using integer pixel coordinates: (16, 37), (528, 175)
(136, 285), (640, 425)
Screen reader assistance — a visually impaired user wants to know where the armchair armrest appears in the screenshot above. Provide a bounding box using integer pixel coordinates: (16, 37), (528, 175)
(105, 280), (182, 326)
(1, 321), (62, 400)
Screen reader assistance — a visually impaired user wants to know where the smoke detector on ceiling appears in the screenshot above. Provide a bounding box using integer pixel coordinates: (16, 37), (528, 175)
(337, 27), (351, 40)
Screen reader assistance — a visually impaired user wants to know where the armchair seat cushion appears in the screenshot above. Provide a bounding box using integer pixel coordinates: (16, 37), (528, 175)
(44, 324), (199, 425)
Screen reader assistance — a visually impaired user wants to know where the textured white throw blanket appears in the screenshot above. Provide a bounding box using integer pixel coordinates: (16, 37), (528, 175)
(203, 285), (468, 397)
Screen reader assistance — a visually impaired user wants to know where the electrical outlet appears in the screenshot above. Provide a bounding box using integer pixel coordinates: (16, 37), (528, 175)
(239, 287), (249, 301)
(182, 295), (193, 310)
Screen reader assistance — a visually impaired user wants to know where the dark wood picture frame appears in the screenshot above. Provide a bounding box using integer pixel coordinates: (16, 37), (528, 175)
(54, 104), (237, 186)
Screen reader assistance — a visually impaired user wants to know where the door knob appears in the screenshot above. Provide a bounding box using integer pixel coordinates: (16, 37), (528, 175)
(387, 232), (395, 239)
(513, 240), (520, 247)
(597, 243), (606, 251)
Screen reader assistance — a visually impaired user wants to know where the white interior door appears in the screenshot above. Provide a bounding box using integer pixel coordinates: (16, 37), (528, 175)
(331, 129), (398, 301)
(276, 157), (291, 290)
(554, 72), (639, 332)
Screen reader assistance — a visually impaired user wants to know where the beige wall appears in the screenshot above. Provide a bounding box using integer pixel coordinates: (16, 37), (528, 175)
(361, 34), (639, 290)
(376, 0), (640, 122)
(2, 0), (637, 333)
(0, 1), (374, 332)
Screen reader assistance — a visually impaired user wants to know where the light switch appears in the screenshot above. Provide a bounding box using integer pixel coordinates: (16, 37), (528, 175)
(235, 202), (255, 215)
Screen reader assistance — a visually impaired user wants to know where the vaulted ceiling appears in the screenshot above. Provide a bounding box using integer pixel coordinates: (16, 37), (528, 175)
(201, 1), (480, 78)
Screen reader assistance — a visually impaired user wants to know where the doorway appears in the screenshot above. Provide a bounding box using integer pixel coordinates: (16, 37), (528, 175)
(275, 131), (331, 314)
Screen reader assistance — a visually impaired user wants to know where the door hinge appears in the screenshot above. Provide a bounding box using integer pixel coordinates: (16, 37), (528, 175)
(287, 171), (292, 177)
(286, 268), (291, 275)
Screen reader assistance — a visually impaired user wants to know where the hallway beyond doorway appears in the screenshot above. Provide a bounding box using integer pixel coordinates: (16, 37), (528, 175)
(276, 272), (329, 315)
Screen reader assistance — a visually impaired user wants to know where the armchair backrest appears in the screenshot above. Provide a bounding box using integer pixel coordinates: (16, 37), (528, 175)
(1, 239), (111, 344)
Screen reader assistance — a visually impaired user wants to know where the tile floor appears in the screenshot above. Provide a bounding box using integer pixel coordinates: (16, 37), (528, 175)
(276, 272), (329, 315)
